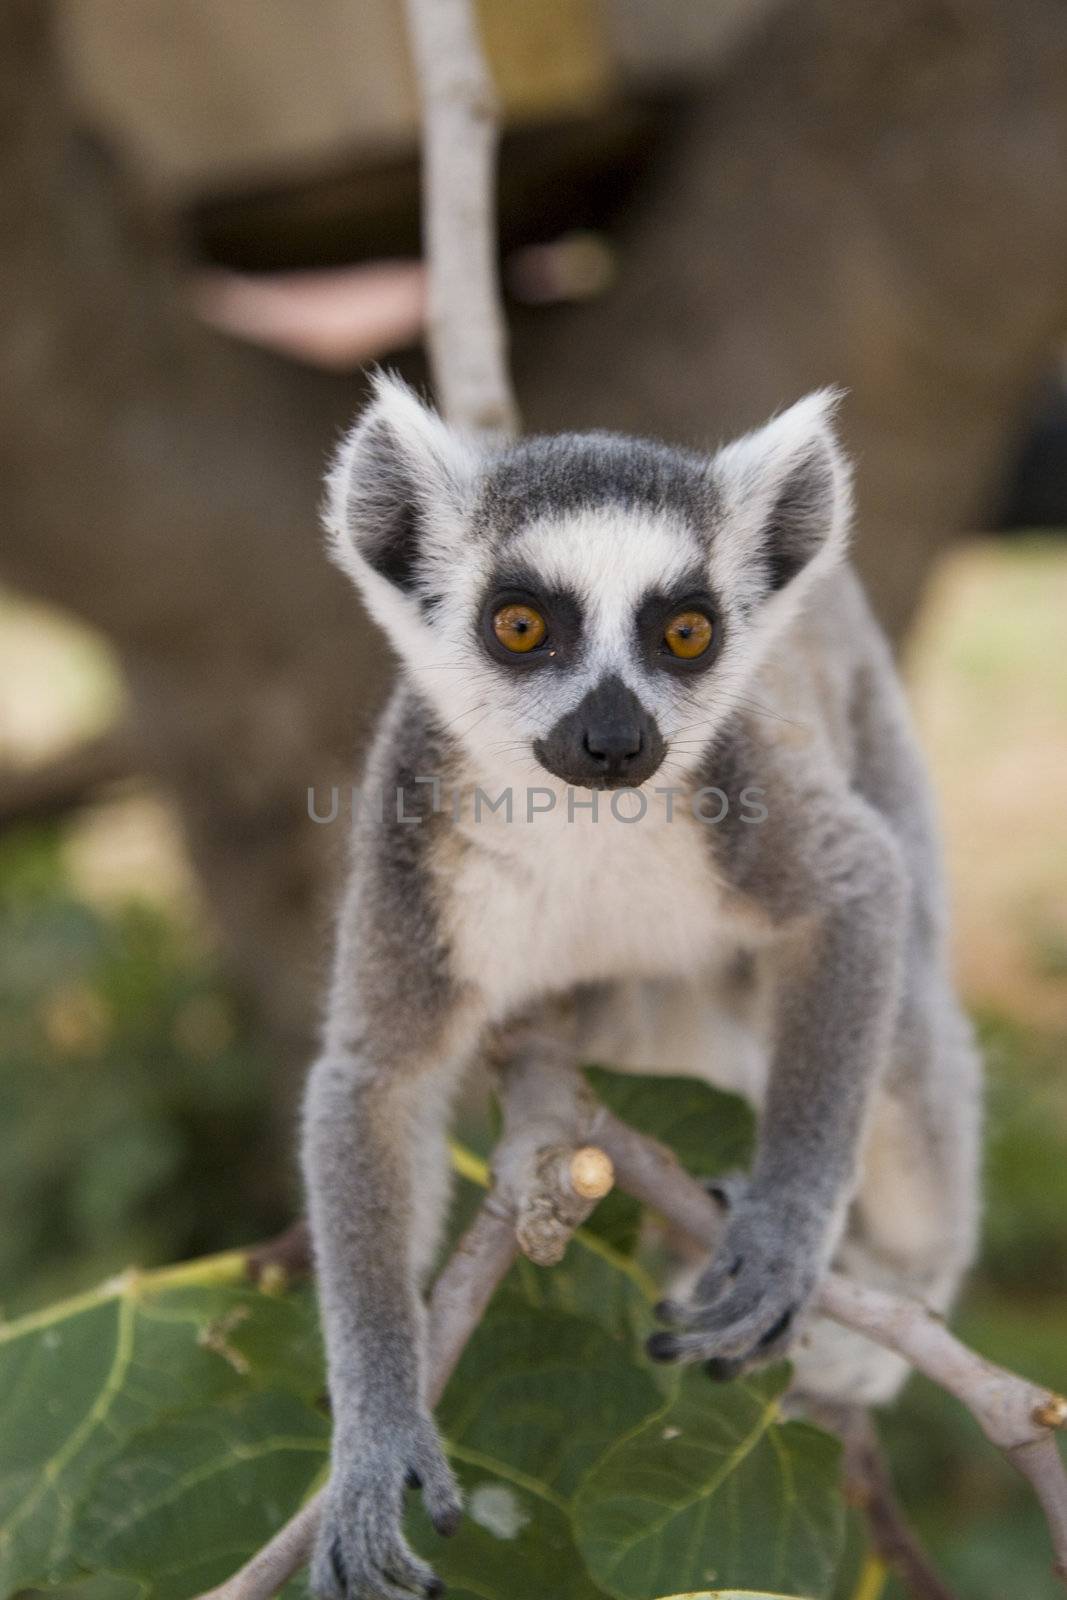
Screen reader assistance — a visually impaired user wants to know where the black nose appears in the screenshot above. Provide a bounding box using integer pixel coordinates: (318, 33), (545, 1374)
(533, 673), (666, 790)
(583, 722), (643, 776)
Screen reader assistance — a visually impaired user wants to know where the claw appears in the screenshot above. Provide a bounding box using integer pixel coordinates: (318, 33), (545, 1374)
(430, 1503), (462, 1539)
(332, 1534), (350, 1587)
(703, 1172), (749, 1212)
(757, 1305), (795, 1349)
(704, 1356), (744, 1382)
(646, 1330), (681, 1363)
(420, 1461), (463, 1539)
(382, 1549), (447, 1600)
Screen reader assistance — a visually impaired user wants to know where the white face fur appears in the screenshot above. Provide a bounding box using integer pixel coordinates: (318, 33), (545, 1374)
(325, 374), (852, 792)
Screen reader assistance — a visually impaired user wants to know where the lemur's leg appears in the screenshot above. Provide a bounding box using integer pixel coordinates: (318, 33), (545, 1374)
(790, 975), (981, 1405)
(488, 1002), (598, 1264)
(303, 1002), (481, 1600)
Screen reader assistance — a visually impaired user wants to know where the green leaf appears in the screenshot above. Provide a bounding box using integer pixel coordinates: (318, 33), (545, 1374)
(507, 1224), (657, 1343)
(28, 1577), (148, 1600)
(573, 1367), (842, 1600)
(1, 1113), (844, 1600)
(580, 1071), (755, 1255)
(584, 1070), (756, 1178)
(73, 1392), (327, 1600)
(451, 1158), (658, 1344)
(439, 1291), (662, 1499)
(0, 1262), (327, 1598)
(411, 1459), (605, 1600)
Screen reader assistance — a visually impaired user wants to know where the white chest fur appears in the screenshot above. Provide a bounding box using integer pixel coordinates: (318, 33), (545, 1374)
(437, 788), (730, 1020)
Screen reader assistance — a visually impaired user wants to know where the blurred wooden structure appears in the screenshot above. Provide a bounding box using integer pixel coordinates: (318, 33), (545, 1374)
(59, 0), (788, 194)
(59, 0), (613, 193)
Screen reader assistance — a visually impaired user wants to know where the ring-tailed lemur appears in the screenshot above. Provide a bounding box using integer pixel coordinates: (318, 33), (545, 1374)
(303, 374), (981, 1600)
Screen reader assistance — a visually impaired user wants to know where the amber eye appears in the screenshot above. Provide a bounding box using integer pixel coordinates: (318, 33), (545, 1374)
(492, 602), (547, 653)
(663, 610), (713, 660)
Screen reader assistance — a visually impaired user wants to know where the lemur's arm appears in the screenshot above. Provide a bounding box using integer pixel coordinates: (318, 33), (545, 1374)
(650, 754), (908, 1373)
(304, 1046), (461, 1600)
(303, 744), (475, 1600)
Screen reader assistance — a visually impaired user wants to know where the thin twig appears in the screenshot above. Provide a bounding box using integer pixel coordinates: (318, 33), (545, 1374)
(810, 1402), (960, 1600)
(488, 1027), (612, 1264)
(196, 1497), (321, 1600)
(818, 1276), (1067, 1587)
(245, 1220), (311, 1289)
(402, 0), (519, 437)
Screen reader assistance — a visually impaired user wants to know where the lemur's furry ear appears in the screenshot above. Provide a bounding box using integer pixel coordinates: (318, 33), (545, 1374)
(324, 373), (480, 597)
(709, 390), (853, 605)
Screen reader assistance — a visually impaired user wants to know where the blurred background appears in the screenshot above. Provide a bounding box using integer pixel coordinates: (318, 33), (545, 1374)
(1, 1), (1065, 1594)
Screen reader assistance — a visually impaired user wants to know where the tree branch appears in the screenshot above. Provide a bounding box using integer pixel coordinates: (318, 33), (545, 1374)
(803, 1401), (962, 1600)
(402, 0), (519, 437)
(245, 1221), (311, 1291)
(199, 1082), (1067, 1600)
(487, 1021), (612, 1264)
(818, 1277), (1067, 1587)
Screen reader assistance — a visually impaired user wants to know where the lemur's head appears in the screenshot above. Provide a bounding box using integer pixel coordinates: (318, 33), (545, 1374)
(326, 375), (852, 790)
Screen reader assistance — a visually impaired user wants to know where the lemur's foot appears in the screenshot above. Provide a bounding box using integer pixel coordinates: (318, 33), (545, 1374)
(647, 1192), (821, 1375)
(310, 1413), (461, 1600)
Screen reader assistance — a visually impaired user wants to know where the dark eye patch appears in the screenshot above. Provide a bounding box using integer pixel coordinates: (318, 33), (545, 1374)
(635, 584), (723, 673)
(478, 566), (582, 667)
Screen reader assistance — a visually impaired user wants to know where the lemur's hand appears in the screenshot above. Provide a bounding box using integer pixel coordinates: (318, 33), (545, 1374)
(310, 1412), (461, 1600)
(647, 1186), (824, 1378)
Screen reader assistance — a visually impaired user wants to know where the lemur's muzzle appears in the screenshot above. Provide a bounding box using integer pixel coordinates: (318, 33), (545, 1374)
(534, 673), (666, 789)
